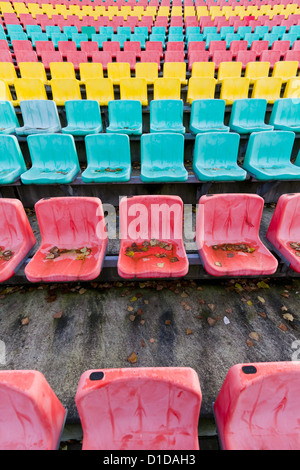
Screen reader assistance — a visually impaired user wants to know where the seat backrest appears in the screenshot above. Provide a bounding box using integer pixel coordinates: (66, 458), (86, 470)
(50, 62), (76, 79)
(65, 99), (102, 129)
(244, 130), (295, 167)
(193, 131), (240, 168)
(85, 133), (131, 169)
(269, 98), (300, 126)
(14, 78), (47, 101)
(0, 134), (26, 173)
(20, 100), (61, 130)
(141, 132), (184, 170)
(108, 99), (142, 126)
(267, 193), (300, 244)
(190, 99), (226, 127)
(150, 99), (183, 125)
(230, 98), (268, 126)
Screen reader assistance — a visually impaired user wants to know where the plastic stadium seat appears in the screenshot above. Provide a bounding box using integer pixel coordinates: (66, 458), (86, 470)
(51, 78), (81, 106)
(220, 77), (250, 105)
(269, 98), (300, 132)
(192, 132), (246, 182)
(35, 40), (55, 56)
(15, 50), (38, 65)
(189, 99), (229, 134)
(103, 41), (121, 58)
(163, 62), (187, 85)
(251, 77), (282, 104)
(0, 80), (13, 102)
(19, 62), (48, 85)
(0, 370), (66, 449)
(0, 101), (18, 135)
(260, 50), (281, 69)
(118, 195), (189, 279)
(0, 51), (14, 63)
(16, 100), (61, 136)
(61, 100), (102, 136)
(116, 51), (136, 71)
(187, 77), (216, 104)
(153, 78), (181, 100)
(75, 367), (201, 450)
(191, 62), (215, 79)
(245, 61), (270, 84)
(229, 99), (274, 134)
(40, 51), (63, 69)
(150, 99), (185, 134)
(272, 61), (298, 83)
(20, 134), (80, 185)
(243, 130), (300, 181)
(12, 40), (33, 52)
(135, 62), (158, 85)
(217, 62), (242, 82)
(79, 63), (103, 83)
(214, 362), (300, 450)
(139, 50), (161, 71)
(91, 51), (113, 71)
(107, 100), (142, 135)
(57, 40), (77, 56)
(164, 50), (185, 63)
(0, 63), (17, 87)
(82, 134), (131, 183)
(250, 40), (269, 58)
(123, 41), (142, 57)
(0, 135), (27, 185)
(119, 78), (148, 106)
(85, 78), (114, 106)
(141, 133), (188, 183)
(195, 194), (278, 277)
(235, 50), (257, 69)
(65, 51), (88, 70)
(107, 62), (131, 85)
(285, 51), (300, 63)
(283, 78), (300, 98)
(208, 40), (227, 56)
(25, 197), (108, 283)
(229, 40), (248, 57)
(271, 40), (291, 57)
(13, 78), (47, 107)
(49, 62), (76, 80)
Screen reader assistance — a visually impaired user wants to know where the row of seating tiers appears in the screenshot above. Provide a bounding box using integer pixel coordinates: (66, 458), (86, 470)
(1, 362), (300, 450)
(0, 192), (299, 283)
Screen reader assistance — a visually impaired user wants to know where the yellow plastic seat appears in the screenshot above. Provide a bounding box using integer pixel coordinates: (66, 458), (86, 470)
(217, 62), (242, 83)
(186, 77), (216, 104)
(196, 6), (209, 18)
(85, 78), (114, 106)
(107, 62), (131, 85)
(119, 78), (148, 106)
(184, 6), (196, 17)
(79, 63), (103, 84)
(135, 62), (158, 85)
(171, 6), (183, 16)
(68, 5), (84, 19)
(13, 78), (47, 107)
(191, 62), (215, 79)
(50, 78), (81, 106)
(245, 62), (270, 85)
(54, 4), (68, 19)
(0, 62), (17, 86)
(0, 1), (14, 13)
(0, 79), (13, 101)
(41, 4), (55, 18)
(49, 62), (76, 80)
(219, 77), (250, 105)
(19, 62), (49, 85)
(153, 78), (182, 100)
(163, 62), (188, 85)
(272, 61), (298, 83)
(283, 78), (300, 98)
(251, 77), (282, 104)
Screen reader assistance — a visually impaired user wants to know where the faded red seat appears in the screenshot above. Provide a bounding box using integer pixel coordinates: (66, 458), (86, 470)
(214, 362), (300, 450)
(25, 197), (108, 283)
(116, 50), (136, 70)
(75, 367), (202, 450)
(118, 195), (189, 279)
(266, 193), (300, 273)
(0, 199), (36, 283)
(195, 193), (278, 276)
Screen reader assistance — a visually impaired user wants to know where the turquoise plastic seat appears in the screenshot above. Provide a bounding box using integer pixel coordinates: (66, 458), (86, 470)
(91, 33), (107, 49)
(244, 33), (260, 47)
(0, 135), (27, 184)
(141, 133), (188, 182)
(149, 33), (165, 48)
(229, 99), (274, 134)
(6, 24), (23, 36)
(189, 99), (229, 134)
(269, 98), (300, 132)
(82, 134), (131, 183)
(72, 33), (89, 48)
(9, 32), (28, 41)
(26, 25), (42, 39)
(0, 101), (19, 134)
(203, 27), (218, 38)
(51, 33), (68, 48)
(99, 27), (114, 39)
(237, 26), (252, 39)
(254, 26), (269, 39)
(30, 32), (48, 47)
(45, 26), (61, 39)
(107, 100), (142, 135)
(243, 130), (300, 181)
(111, 33), (127, 48)
(81, 26), (96, 40)
(130, 33), (146, 49)
(20, 134), (80, 185)
(63, 26), (78, 40)
(134, 27), (148, 39)
(117, 27), (131, 40)
(16, 100), (61, 136)
(150, 99), (185, 134)
(62, 100), (102, 136)
(220, 26), (235, 40)
(192, 132), (246, 181)
(205, 33), (222, 49)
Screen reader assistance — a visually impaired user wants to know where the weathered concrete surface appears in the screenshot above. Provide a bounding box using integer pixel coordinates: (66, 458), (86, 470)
(0, 276), (300, 427)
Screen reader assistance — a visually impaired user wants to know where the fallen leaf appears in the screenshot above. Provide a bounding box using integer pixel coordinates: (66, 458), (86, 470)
(215, 261), (222, 267)
(129, 315), (136, 322)
(247, 300), (253, 306)
(225, 308), (233, 314)
(130, 296), (137, 302)
(137, 308), (144, 316)
(181, 292), (188, 298)
(78, 288), (86, 295)
(258, 312), (267, 318)
(140, 319), (145, 325)
(21, 317), (29, 325)
(149, 338), (155, 343)
(257, 281), (270, 289)
(207, 317), (216, 327)
(127, 352), (138, 364)
(165, 320), (172, 325)
(157, 263), (164, 268)
(281, 306), (288, 312)
(281, 292), (289, 299)
(246, 339), (254, 347)
(279, 323), (287, 332)
(53, 311), (63, 319)
(144, 299), (149, 305)
(140, 339), (145, 347)
(249, 331), (259, 341)
(186, 328), (193, 335)
(208, 304), (215, 311)
(257, 296), (265, 303)
(283, 313), (294, 322)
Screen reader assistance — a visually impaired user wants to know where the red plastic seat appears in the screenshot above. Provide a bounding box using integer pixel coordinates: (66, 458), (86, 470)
(0, 199), (36, 283)
(0, 51), (13, 63)
(0, 39), (10, 52)
(195, 194), (278, 276)
(211, 50), (233, 69)
(80, 41), (99, 58)
(0, 370), (66, 450)
(266, 193), (300, 273)
(284, 50), (300, 65)
(40, 51), (63, 68)
(208, 40), (227, 56)
(250, 40), (269, 57)
(164, 50), (185, 62)
(235, 50), (257, 68)
(229, 40), (248, 57)
(214, 362), (300, 450)
(187, 41), (206, 57)
(145, 40), (163, 58)
(57, 40), (77, 57)
(25, 197), (108, 283)
(91, 51), (113, 70)
(166, 41), (185, 52)
(260, 50), (281, 68)
(116, 51), (136, 70)
(188, 51), (210, 70)
(292, 41), (300, 51)
(185, 16), (200, 28)
(140, 50), (161, 70)
(12, 40), (33, 52)
(118, 196), (189, 279)
(35, 40), (55, 56)
(15, 50), (38, 64)
(65, 51), (88, 70)
(75, 367), (202, 450)
(271, 40), (290, 57)
(102, 41), (120, 58)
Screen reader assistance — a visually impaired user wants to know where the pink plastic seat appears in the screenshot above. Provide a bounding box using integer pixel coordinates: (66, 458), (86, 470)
(185, 16), (199, 28)
(145, 40), (164, 58)
(0, 370), (66, 450)
(80, 41), (99, 58)
(235, 50), (257, 68)
(164, 50), (185, 62)
(15, 50), (38, 64)
(75, 367), (202, 450)
(250, 40), (269, 57)
(208, 40), (227, 56)
(12, 40), (33, 52)
(25, 197), (108, 283)
(266, 193), (300, 273)
(40, 51), (63, 68)
(0, 199), (36, 283)
(57, 40), (77, 57)
(211, 50), (233, 69)
(0, 39), (10, 52)
(166, 41), (185, 52)
(123, 41), (141, 58)
(271, 40), (291, 57)
(91, 51), (113, 70)
(65, 51), (88, 70)
(102, 41), (120, 58)
(195, 194), (278, 276)
(116, 51), (136, 70)
(0, 50), (13, 63)
(214, 362), (300, 450)
(140, 50), (161, 70)
(118, 195), (189, 279)
(284, 50), (300, 64)
(35, 40), (55, 56)
(229, 40), (248, 57)
(260, 50), (281, 68)
(187, 41), (206, 57)
(188, 51), (210, 70)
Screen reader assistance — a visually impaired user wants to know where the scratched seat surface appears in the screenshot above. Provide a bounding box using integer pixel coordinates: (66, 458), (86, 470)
(75, 367), (202, 450)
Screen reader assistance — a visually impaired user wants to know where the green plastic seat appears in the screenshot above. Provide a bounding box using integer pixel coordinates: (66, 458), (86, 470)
(150, 99), (185, 134)
(243, 130), (300, 180)
(82, 134), (131, 183)
(141, 133), (188, 182)
(229, 99), (274, 134)
(0, 101), (19, 134)
(0, 135), (27, 184)
(16, 100), (61, 136)
(193, 132), (246, 181)
(20, 134), (80, 185)
(81, 26), (96, 40)
(62, 100), (102, 136)
(189, 99), (229, 134)
(269, 98), (300, 133)
(106, 100), (142, 135)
